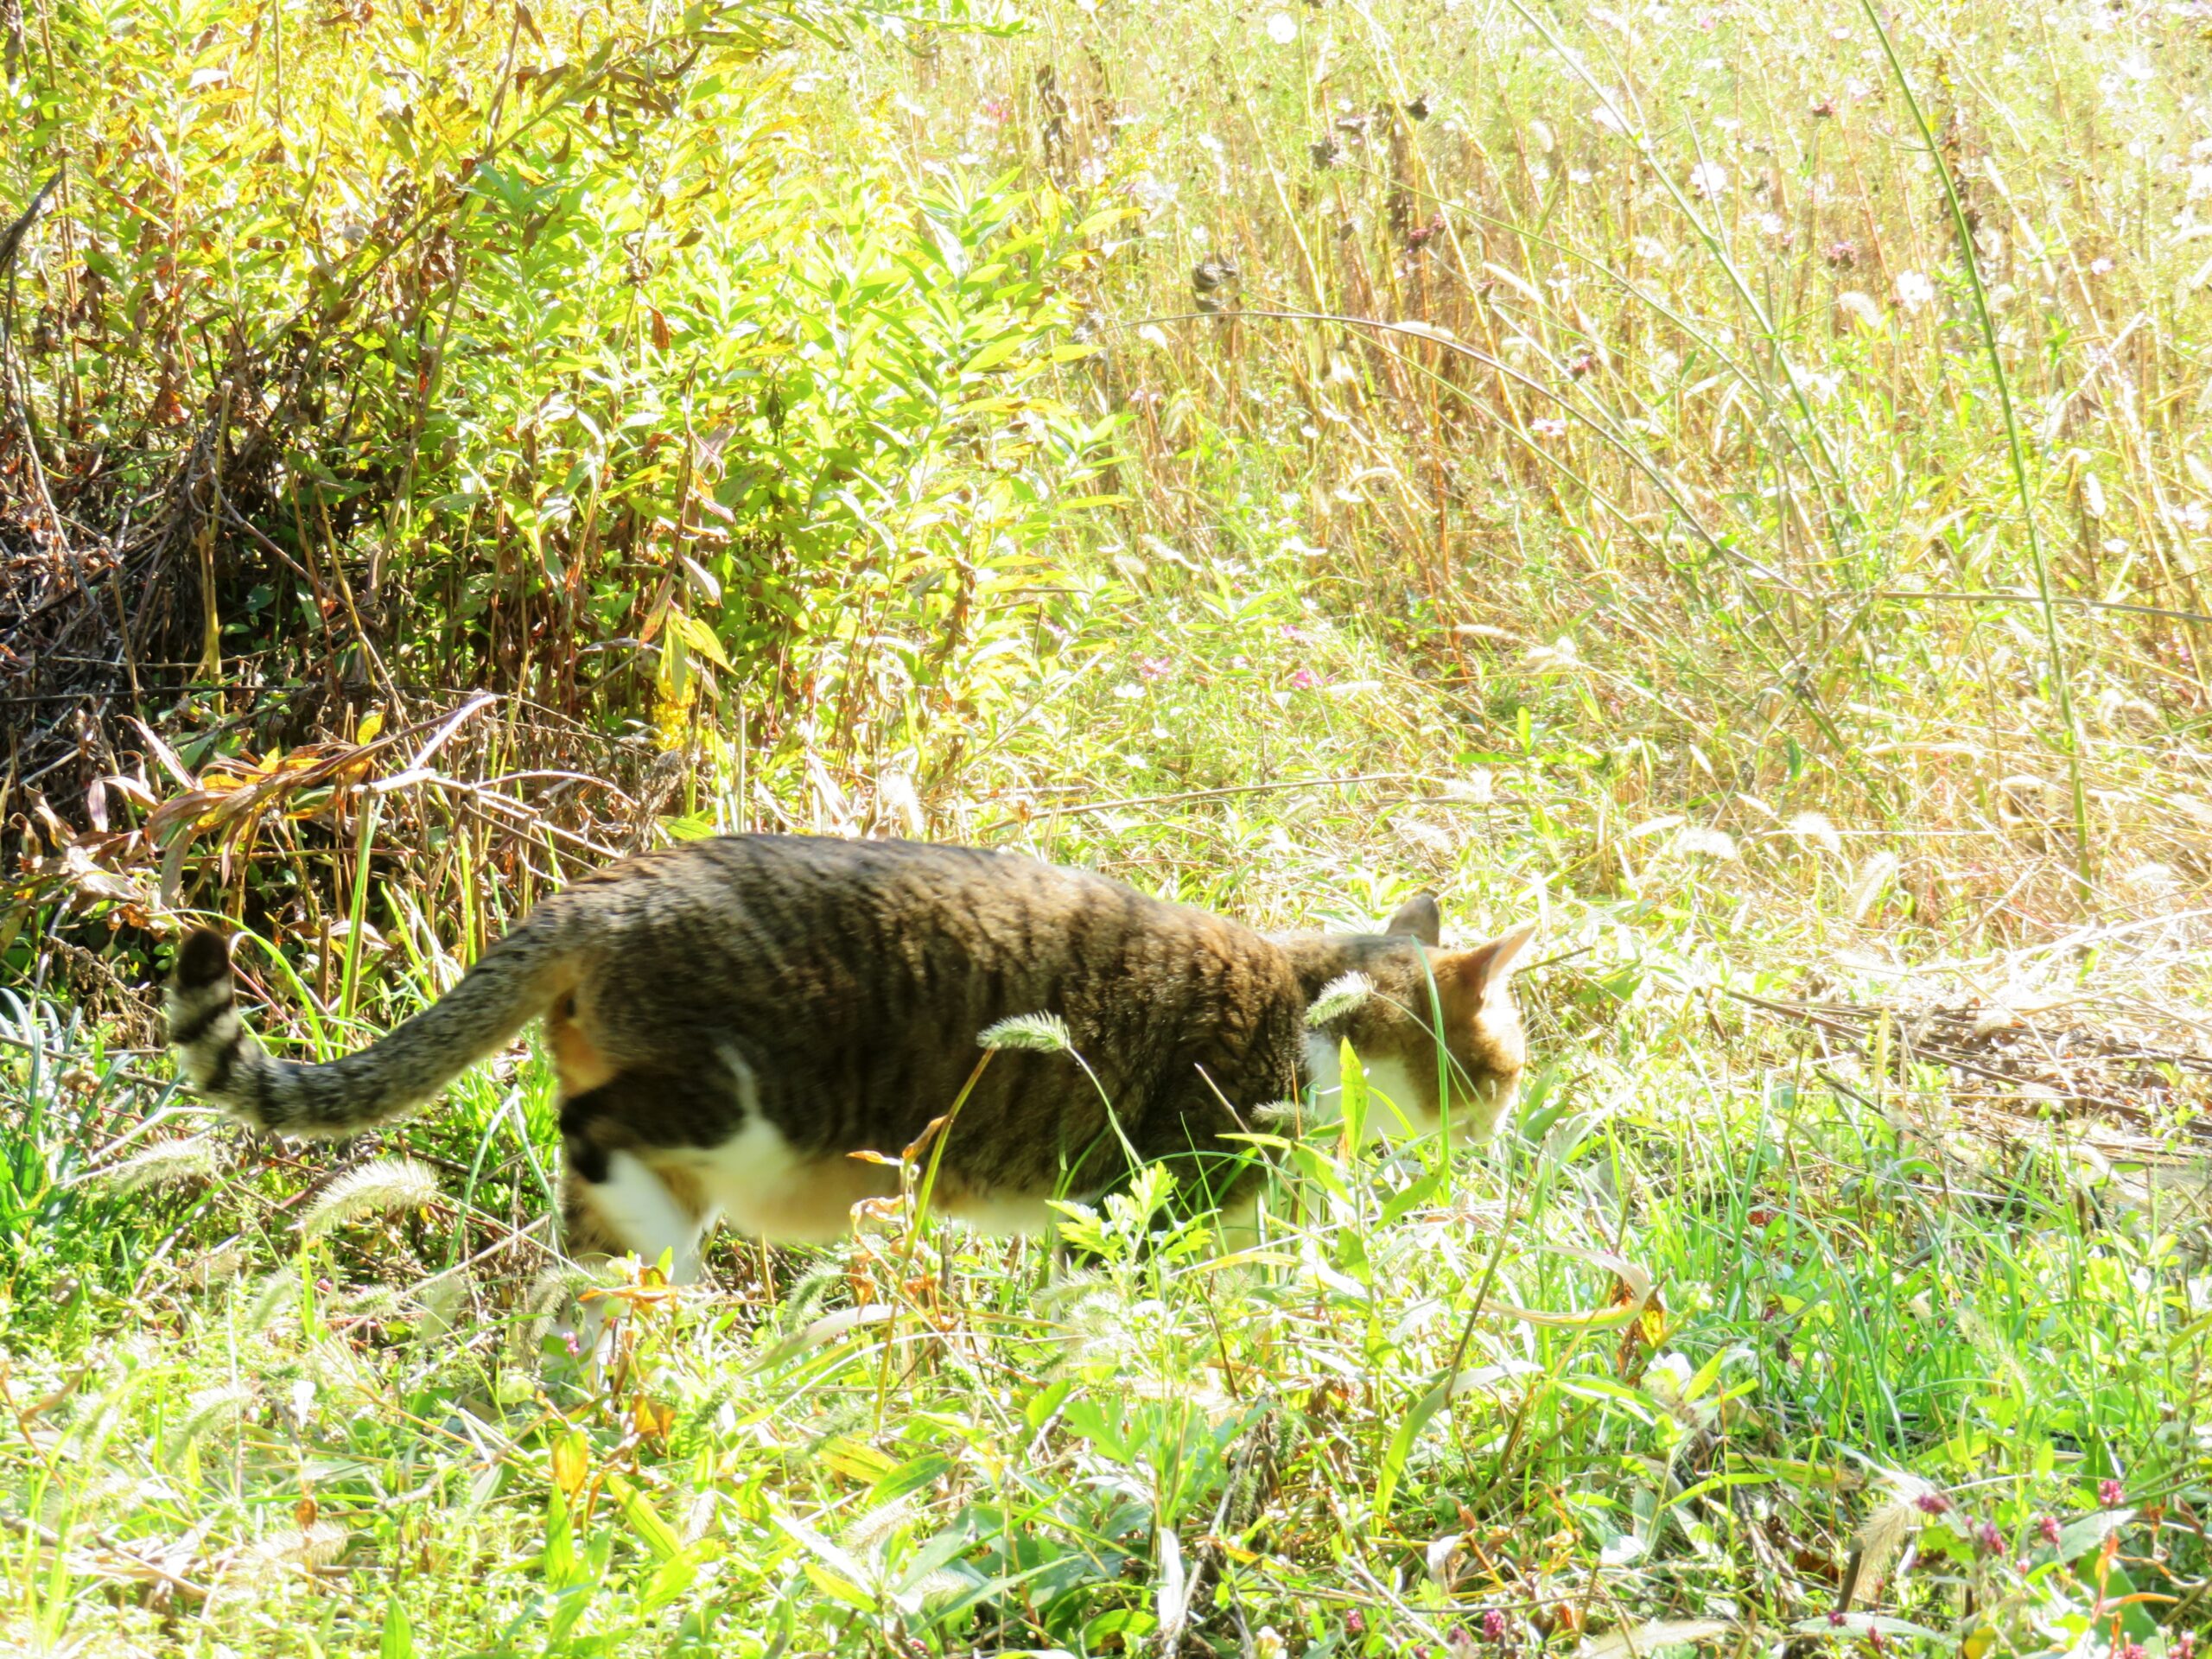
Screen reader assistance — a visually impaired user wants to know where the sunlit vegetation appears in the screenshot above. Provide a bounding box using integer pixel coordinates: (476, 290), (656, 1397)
(3, 0), (2209, 1649)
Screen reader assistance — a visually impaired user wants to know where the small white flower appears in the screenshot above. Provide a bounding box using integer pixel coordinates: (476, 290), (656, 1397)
(2088, 256), (2114, 276)
(1527, 118), (1556, 155)
(1688, 162), (1729, 199)
(1757, 211), (1785, 238)
(1643, 1351), (1695, 1401)
(1530, 416), (1567, 438)
(1265, 11), (1297, 42)
(1893, 270), (1936, 311)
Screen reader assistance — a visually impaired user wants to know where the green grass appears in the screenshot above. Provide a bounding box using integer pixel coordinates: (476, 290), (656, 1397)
(8, 0), (2212, 1649)
(2, 798), (2204, 1653)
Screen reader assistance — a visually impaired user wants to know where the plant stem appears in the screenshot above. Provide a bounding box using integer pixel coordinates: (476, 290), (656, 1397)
(1856, 0), (2094, 899)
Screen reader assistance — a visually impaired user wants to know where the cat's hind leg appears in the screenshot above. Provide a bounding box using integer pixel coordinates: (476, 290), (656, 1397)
(559, 1077), (717, 1284)
(549, 1073), (727, 1375)
(575, 1150), (709, 1282)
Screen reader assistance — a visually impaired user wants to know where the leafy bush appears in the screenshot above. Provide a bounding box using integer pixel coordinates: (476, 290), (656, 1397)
(4, 0), (1114, 775)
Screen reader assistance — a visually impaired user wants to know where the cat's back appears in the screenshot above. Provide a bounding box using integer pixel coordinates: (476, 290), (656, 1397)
(565, 832), (1272, 990)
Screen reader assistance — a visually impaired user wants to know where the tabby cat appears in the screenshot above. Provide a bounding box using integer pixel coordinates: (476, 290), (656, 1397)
(168, 835), (1535, 1275)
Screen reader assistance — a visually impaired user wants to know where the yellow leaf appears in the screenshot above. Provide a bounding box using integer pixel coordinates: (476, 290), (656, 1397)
(354, 709), (385, 746)
(631, 1394), (674, 1440)
(550, 1429), (588, 1500)
(817, 1437), (897, 1484)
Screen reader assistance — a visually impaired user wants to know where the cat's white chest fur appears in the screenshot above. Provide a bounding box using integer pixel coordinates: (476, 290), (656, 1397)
(1301, 1035), (1428, 1141)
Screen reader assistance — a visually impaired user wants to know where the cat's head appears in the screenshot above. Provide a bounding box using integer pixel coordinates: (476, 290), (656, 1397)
(1303, 896), (1538, 1144)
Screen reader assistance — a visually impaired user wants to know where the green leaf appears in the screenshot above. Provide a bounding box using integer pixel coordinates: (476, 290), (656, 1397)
(1025, 1376), (1075, 1431)
(868, 1452), (952, 1509)
(543, 1486), (577, 1584)
(773, 1507), (874, 1592)
(1373, 1372), (1454, 1523)
(666, 607), (732, 671)
(1084, 1608), (1159, 1646)
(545, 1580), (596, 1644)
(966, 336), (1027, 372)
(800, 1558), (877, 1611)
(1381, 1163), (1449, 1225)
(607, 1473), (683, 1564)
(378, 1596), (415, 1659)
(1338, 1038), (1369, 1149)
(640, 1547), (701, 1613)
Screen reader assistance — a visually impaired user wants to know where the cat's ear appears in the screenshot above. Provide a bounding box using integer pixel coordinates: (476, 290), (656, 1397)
(1382, 893), (1442, 947)
(1437, 921), (1538, 1005)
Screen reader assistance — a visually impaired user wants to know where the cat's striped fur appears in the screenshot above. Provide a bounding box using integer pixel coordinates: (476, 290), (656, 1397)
(168, 836), (1535, 1273)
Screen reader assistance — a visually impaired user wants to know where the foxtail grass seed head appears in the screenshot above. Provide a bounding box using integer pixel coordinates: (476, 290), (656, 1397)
(1847, 850), (1899, 924)
(1672, 825), (1738, 861)
(1788, 811), (1845, 857)
(1306, 971), (1374, 1027)
(979, 1012), (1072, 1053)
(1523, 635), (1580, 672)
(1853, 1479), (1943, 1602)
(298, 1157), (442, 1241)
(1835, 289), (1881, 328)
(874, 770), (925, 838)
(89, 1136), (219, 1194)
(255, 1521), (349, 1570)
(176, 1383), (255, 1450)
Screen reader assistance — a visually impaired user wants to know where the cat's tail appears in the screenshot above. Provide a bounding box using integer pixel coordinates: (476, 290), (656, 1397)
(166, 925), (569, 1137)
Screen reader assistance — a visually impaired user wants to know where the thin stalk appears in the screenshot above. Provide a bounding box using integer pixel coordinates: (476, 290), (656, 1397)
(1856, 0), (2094, 897)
